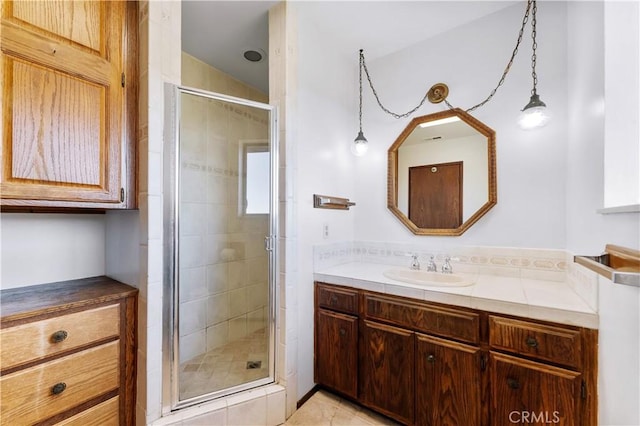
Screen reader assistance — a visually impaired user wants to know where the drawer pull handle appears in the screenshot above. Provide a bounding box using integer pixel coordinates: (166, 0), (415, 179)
(51, 330), (68, 343)
(52, 382), (67, 395)
(427, 354), (436, 363)
(330, 295), (338, 304)
(507, 378), (520, 390)
(526, 337), (538, 348)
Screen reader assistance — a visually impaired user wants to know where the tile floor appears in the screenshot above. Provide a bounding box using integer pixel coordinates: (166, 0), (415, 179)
(179, 328), (269, 400)
(284, 390), (401, 425)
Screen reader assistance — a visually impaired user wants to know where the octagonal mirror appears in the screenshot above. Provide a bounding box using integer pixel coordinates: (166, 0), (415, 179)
(387, 108), (496, 236)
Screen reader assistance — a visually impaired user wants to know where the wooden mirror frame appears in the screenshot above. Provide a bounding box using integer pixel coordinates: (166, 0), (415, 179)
(387, 108), (497, 236)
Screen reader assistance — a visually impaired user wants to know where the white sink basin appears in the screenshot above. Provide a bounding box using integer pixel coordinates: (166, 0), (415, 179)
(383, 269), (475, 287)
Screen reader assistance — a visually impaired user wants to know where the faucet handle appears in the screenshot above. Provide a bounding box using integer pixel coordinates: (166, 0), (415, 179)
(426, 255), (438, 272)
(410, 253), (420, 270)
(442, 255), (453, 274)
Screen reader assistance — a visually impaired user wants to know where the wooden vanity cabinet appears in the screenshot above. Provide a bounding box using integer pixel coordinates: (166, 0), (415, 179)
(488, 315), (597, 426)
(415, 334), (483, 426)
(313, 282), (598, 426)
(315, 309), (358, 399)
(360, 292), (483, 425)
(0, 0), (138, 209)
(314, 284), (359, 400)
(490, 352), (581, 426)
(0, 276), (137, 425)
(360, 320), (415, 425)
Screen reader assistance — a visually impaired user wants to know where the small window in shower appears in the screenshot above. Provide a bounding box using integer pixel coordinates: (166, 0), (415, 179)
(240, 142), (269, 215)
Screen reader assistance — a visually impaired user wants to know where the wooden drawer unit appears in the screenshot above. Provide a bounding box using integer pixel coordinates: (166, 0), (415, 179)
(0, 304), (120, 370)
(364, 293), (480, 344)
(316, 283), (359, 315)
(1, 341), (119, 424)
(0, 277), (137, 425)
(57, 397), (120, 426)
(489, 315), (582, 369)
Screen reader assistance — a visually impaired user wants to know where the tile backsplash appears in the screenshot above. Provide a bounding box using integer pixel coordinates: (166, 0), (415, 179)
(313, 241), (599, 311)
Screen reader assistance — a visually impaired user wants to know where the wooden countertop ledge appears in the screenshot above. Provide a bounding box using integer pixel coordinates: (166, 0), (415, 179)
(1, 276), (138, 323)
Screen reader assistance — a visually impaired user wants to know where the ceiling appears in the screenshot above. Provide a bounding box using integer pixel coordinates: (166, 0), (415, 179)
(181, 1), (518, 94)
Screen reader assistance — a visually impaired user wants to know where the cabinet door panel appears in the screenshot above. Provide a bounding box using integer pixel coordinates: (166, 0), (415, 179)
(12, 1), (102, 51)
(11, 60), (102, 186)
(490, 352), (581, 426)
(360, 320), (414, 425)
(1, 0), (125, 205)
(416, 333), (481, 426)
(315, 309), (358, 399)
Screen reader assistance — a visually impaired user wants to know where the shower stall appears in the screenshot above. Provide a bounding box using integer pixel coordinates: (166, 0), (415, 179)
(162, 84), (278, 411)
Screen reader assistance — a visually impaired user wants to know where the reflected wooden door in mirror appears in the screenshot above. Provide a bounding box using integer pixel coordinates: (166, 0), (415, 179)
(388, 108), (496, 236)
(409, 161), (463, 229)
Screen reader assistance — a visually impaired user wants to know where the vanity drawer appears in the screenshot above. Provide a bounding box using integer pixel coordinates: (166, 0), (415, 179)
(57, 396), (120, 426)
(317, 283), (359, 315)
(489, 316), (582, 369)
(0, 304), (120, 371)
(364, 294), (480, 344)
(0, 340), (120, 425)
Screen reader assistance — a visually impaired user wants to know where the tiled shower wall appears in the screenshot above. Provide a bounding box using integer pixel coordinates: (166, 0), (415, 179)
(178, 53), (271, 362)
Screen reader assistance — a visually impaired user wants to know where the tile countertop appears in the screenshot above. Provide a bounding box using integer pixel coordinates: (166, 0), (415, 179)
(314, 262), (598, 329)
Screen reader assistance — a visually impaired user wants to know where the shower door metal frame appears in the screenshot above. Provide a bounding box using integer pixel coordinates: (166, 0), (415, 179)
(162, 84), (279, 413)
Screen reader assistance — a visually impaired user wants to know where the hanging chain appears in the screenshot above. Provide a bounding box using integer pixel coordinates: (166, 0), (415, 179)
(530, 0), (538, 95)
(360, 0), (535, 116)
(358, 50), (364, 131)
(360, 50), (431, 119)
(464, 0), (533, 112)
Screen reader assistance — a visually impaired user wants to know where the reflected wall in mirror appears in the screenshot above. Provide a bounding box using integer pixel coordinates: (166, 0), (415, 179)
(388, 108), (496, 236)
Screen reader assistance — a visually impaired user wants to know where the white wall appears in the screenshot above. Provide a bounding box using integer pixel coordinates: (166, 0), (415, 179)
(354, 3), (569, 249)
(293, 2), (358, 399)
(0, 213), (106, 288)
(603, 1), (640, 208)
(566, 3), (640, 425)
(597, 274), (640, 426)
(565, 1), (639, 254)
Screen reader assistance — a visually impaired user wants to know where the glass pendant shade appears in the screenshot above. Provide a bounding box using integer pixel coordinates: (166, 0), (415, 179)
(351, 131), (369, 156)
(518, 93), (550, 130)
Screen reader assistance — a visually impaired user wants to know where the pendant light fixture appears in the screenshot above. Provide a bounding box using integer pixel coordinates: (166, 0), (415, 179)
(353, 0), (549, 138)
(352, 49), (369, 156)
(518, 0), (550, 130)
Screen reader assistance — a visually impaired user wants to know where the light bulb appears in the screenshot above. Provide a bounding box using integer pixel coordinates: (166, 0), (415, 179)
(518, 93), (550, 130)
(351, 131), (369, 156)
(518, 106), (550, 129)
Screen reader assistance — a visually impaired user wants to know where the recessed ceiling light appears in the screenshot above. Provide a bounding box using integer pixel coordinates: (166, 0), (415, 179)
(243, 49), (265, 63)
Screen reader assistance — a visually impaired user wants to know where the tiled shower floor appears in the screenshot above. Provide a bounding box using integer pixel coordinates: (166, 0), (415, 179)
(179, 328), (269, 400)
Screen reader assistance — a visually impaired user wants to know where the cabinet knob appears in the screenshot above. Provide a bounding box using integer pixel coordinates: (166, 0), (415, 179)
(426, 354), (436, 363)
(525, 337), (538, 348)
(507, 378), (520, 390)
(51, 382), (67, 395)
(51, 330), (68, 343)
(339, 328), (346, 336)
(330, 295), (338, 304)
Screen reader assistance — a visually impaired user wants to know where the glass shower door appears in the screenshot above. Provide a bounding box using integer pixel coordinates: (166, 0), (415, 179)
(163, 85), (277, 410)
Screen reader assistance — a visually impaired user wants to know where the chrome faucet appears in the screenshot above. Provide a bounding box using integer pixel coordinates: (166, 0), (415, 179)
(442, 256), (453, 274)
(410, 254), (420, 270)
(426, 255), (438, 272)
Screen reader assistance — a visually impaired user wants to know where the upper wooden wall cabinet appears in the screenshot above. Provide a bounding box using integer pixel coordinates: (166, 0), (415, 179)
(0, 0), (138, 209)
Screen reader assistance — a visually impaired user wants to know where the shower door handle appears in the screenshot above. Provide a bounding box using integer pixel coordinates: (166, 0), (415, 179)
(264, 235), (275, 252)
